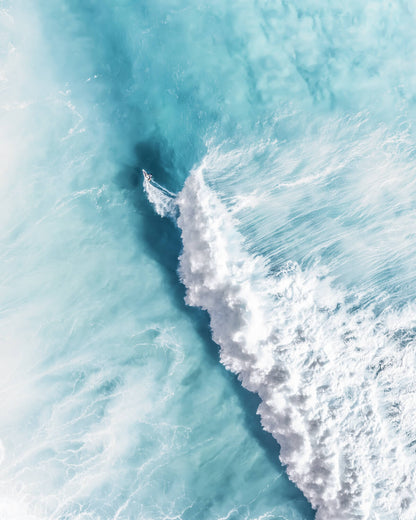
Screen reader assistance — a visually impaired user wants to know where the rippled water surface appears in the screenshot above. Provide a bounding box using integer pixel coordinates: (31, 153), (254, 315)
(2, 1), (416, 519)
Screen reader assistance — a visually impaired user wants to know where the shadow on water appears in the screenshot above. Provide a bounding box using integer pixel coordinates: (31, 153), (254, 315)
(116, 136), (316, 518)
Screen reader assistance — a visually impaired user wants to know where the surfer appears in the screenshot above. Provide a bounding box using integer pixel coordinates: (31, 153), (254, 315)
(142, 169), (152, 182)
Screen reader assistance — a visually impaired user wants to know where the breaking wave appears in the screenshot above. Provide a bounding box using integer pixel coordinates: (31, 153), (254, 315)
(146, 169), (416, 519)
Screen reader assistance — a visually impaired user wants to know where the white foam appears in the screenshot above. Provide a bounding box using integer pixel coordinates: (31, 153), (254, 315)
(143, 178), (177, 219)
(0, 497), (43, 520)
(148, 170), (416, 519)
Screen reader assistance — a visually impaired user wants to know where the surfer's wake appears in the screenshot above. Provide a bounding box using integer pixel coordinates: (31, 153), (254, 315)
(143, 173), (177, 219)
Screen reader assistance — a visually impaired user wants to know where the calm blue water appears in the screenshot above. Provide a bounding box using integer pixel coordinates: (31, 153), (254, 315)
(2, 1), (416, 519)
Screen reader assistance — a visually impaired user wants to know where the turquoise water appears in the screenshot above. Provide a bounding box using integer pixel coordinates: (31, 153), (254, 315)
(2, 1), (416, 519)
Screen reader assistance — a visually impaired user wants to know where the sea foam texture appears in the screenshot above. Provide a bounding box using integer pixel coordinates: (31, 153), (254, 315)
(143, 179), (177, 219)
(146, 170), (416, 519)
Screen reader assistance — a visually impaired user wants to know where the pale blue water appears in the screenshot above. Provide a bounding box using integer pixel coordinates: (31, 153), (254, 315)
(2, 1), (416, 519)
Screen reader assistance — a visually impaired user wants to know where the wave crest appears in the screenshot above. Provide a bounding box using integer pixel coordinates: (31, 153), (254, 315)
(147, 169), (416, 519)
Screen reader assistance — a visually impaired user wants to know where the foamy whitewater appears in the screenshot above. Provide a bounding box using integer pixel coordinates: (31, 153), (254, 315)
(145, 163), (416, 519)
(3, 0), (416, 519)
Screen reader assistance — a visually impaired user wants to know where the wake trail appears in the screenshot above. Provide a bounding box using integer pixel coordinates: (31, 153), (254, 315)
(143, 177), (178, 219)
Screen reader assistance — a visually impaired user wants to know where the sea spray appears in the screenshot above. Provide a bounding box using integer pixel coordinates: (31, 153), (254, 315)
(146, 170), (416, 519)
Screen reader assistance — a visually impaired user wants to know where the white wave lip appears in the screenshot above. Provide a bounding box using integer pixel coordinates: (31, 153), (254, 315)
(148, 171), (416, 519)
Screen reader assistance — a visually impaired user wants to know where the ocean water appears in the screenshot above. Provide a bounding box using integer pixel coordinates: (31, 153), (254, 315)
(2, 1), (416, 519)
